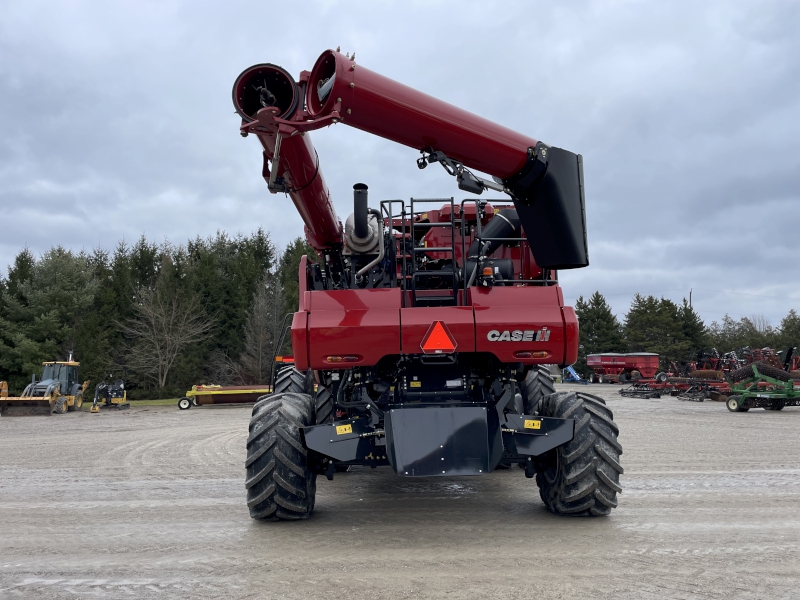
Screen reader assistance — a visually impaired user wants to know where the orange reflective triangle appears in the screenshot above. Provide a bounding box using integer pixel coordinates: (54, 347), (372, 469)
(421, 321), (457, 354)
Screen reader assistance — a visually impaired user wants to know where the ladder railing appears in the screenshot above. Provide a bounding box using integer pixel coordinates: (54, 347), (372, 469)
(409, 197), (458, 307)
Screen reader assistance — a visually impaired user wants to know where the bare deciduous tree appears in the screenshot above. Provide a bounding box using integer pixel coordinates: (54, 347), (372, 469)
(207, 348), (245, 386)
(239, 272), (285, 384)
(122, 286), (215, 388)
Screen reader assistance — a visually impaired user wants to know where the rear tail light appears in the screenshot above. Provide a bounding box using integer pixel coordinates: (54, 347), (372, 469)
(515, 351), (549, 359)
(325, 355), (361, 363)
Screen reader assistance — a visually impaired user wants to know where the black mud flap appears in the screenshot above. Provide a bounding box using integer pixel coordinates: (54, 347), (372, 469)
(501, 414), (575, 456)
(385, 406), (504, 476)
(302, 417), (389, 466)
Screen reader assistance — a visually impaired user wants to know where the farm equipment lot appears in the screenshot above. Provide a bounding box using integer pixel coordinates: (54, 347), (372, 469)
(1, 384), (798, 599)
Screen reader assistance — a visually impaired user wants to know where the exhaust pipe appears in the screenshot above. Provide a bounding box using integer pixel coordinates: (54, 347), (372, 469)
(232, 63), (299, 122)
(352, 183), (369, 240)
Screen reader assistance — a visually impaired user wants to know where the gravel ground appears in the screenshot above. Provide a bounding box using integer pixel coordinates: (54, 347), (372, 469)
(1, 383), (799, 599)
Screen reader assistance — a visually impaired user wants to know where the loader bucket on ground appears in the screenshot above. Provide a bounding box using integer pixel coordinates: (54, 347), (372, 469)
(0, 397), (54, 416)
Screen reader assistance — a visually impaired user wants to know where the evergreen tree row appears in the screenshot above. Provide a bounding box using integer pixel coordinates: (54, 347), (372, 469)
(0, 233), (316, 398)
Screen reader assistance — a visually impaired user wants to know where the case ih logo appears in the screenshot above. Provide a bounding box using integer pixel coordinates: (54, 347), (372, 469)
(487, 328), (550, 342)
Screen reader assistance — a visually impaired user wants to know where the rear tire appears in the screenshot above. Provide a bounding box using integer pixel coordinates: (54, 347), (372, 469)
(618, 373), (629, 383)
(520, 366), (556, 415)
(314, 384), (333, 424)
(655, 372), (668, 383)
(765, 401), (785, 411)
(535, 391), (623, 516)
(273, 368), (309, 395)
(245, 392), (316, 521)
(178, 397), (192, 410)
(253, 367), (310, 415)
(68, 393), (83, 412)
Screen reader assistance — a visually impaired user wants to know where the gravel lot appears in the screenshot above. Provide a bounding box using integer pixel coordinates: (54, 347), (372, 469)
(1, 383), (799, 599)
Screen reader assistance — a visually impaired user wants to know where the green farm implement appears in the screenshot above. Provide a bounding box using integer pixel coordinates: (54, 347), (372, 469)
(725, 362), (800, 413)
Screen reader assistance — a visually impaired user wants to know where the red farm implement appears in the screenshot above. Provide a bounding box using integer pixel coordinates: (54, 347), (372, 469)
(587, 352), (660, 383)
(233, 50), (621, 521)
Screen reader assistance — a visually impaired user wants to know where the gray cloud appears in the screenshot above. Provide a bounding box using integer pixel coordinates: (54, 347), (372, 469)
(0, 0), (797, 326)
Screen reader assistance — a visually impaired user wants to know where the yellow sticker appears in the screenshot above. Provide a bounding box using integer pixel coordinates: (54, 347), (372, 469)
(410, 381), (422, 388)
(524, 419), (541, 430)
(336, 424), (353, 435)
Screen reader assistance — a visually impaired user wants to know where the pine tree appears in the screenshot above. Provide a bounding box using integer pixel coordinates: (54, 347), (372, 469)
(624, 295), (690, 368)
(678, 298), (707, 352)
(279, 237), (318, 315)
(574, 292), (625, 377)
(778, 309), (800, 351)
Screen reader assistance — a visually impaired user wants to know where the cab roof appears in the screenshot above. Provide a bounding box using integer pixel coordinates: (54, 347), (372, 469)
(42, 361), (80, 366)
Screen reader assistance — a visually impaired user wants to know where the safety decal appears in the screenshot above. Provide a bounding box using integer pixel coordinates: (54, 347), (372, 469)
(336, 424), (353, 435)
(523, 419), (542, 430)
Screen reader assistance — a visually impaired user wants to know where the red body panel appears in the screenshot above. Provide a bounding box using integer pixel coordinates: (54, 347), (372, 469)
(293, 283), (575, 368)
(306, 50), (537, 179)
(305, 289), (402, 369)
(471, 287), (570, 365)
(291, 311), (309, 371)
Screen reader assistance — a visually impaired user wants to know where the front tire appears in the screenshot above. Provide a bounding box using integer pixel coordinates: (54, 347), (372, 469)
(178, 397), (192, 410)
(535, 391), (623, 516)
(54, 396), (68, 414)
(726, 395), (748, 412)
(245, 392), (316, 521)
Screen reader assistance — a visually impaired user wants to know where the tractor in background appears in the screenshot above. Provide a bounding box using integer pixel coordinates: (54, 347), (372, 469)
(0, 355), (89, 416)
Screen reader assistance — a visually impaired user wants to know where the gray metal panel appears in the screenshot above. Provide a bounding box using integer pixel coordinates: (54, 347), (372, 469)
(386, 406), (490, 476)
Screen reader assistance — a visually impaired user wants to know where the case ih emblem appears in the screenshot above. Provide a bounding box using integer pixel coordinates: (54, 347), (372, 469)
(487, 328), (550, 342)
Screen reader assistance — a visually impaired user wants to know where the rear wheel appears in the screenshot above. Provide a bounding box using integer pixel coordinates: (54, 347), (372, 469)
(535, 391), (623, 516)
(765, 401), (785, 411)
(178, 397), (192, 410)
(252, 366), (311, 415)
(314, 384), (333, 424)
(520, 366), (556, 415)
(655, 372), (668, 383)
(245, 392), (316, 521)
(631, 370), (641, 381)
(274, 368), (309, 395)
(68, 393), (83, 412)
(618, 373), (629, 383)
(597, 374), (605, 384)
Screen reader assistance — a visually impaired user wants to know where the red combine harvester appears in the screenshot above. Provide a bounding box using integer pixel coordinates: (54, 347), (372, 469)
(233, 50), (622, 520)
(587, 353), (660, 383)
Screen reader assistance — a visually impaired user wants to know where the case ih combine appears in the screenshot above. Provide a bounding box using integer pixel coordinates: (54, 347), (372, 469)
(233, 49), (622, 521)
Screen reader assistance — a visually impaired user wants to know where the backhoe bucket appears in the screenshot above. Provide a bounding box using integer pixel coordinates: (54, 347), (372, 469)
(0, 396), (54, 416)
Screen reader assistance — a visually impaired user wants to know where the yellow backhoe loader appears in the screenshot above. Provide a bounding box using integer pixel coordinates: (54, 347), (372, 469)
(0, 356), (89, 416)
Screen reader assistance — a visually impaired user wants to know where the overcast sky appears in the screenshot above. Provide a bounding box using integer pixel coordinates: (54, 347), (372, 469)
(1, 0), (798, 326)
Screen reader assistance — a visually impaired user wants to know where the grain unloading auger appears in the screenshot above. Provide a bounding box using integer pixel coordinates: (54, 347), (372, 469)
(234, 50), (622, 521)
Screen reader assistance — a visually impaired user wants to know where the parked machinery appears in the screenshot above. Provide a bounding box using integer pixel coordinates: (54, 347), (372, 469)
(587, 352), (660, 383)
(0, 356), (88, 416)
(90, 376), (129, 412)
(233, 50), (622, 521)
(726, 362), (800, 412)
